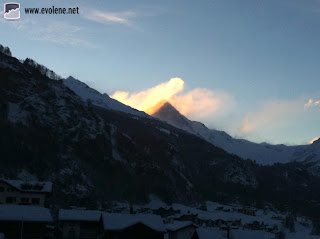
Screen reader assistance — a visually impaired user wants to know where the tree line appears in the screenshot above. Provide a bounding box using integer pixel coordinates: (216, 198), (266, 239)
(22, 58), (62, 80)
(0, 43), (61, 80)
(0, 44), (12, 57)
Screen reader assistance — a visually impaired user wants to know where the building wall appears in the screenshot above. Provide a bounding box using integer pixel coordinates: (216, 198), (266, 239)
(169, 226), (196, 239)
(61, 221), (102, 239)
(0, 182), (46, 206)
(0, 221), (47, 239)
(61, 222), (81, 239)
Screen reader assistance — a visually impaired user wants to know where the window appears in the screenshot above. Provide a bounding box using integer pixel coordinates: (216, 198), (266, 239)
(6, 197), (16, 203)
(21, 197), (29, 204)
(32, 198), (40, 205)
(0, 187), (4, 192)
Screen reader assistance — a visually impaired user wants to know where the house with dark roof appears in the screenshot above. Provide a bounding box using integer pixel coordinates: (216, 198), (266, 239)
(0, 179), (52, 207)
(102, 213), (166, 239)
(0, 204), (53, 239)
(58, 209), (104, 239)
(166, 221), (199, 239)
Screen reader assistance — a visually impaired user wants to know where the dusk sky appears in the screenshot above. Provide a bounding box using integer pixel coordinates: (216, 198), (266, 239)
(1, 0), (319, 145)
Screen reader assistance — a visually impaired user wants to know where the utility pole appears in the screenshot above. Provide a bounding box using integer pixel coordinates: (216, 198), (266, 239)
(20, 216), (24, 239)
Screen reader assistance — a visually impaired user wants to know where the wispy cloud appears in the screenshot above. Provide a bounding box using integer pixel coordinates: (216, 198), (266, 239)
(0, 16), (95, 48)
(304, 99), (320, 109)
(34, 21), (96, 48)
(83, 9), (136, 27)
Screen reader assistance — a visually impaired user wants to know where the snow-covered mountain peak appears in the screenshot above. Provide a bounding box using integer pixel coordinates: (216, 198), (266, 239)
(63, 76), (149, 118)
(146, 100), (180, 116)
(147, 100), (198, 133)
(148, 101), (310, 165)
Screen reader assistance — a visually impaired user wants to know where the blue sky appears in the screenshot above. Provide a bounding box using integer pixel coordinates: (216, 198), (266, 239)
(1, 0), (319, 145)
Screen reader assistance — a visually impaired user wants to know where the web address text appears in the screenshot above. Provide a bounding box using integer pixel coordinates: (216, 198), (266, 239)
(24, 6), (79, 15)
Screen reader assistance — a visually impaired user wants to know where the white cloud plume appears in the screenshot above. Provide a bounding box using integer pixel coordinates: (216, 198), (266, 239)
(111, 78), (234, 119)
(170, 88), (233, 119)
(111, 78), (184, 111)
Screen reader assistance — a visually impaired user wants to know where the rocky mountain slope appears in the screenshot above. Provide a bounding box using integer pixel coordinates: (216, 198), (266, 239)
(147, 101), (310, 165)
(63, 76), (148, 118)
(1, 46), (320, 217)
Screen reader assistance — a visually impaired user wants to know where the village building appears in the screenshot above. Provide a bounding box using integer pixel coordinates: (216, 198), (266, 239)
(58, 209), (104, 239)
(153, 207), (180, 217)
(166, 221), (199, 239)
(102, 213), (166, 239)
(237, 207), (256, 216)
(0, 204), (53, 239)
(0, 179), (52, 207)
(175, 214), (199, 225)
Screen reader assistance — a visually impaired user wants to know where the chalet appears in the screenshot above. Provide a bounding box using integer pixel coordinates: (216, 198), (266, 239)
(197, 215), (214, 227)
(216, 206), (224, 211)
(175, 214), (198, 224)
(102, 213), (165, 239)
(237, 207), (256, 216)
(231, 219), (241, 227)
(266, 225), (279, 233)
(0, 204), (53, 239)
(219, 225), (229, 231)
(0, 179), (52, 207)
(58, 209), (104, 239)
(213, 219), (228, 227)
(166, 221), (199, 239)
(244, 220), (265, 230)
(153, 207), (180, 217)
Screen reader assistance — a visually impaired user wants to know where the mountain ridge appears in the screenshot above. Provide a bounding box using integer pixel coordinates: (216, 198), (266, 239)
(63, 76), (149, 118)
(148, 101), (312, 165)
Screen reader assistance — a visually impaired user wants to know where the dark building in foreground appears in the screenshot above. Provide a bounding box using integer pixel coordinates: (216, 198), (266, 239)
(58, 209), (104, 239)
(0, 204), (53, 239)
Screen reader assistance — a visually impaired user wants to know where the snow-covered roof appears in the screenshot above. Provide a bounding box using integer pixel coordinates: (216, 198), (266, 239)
(166, 221), (195, 231)
(58, 209), (102, 222)
(1, 179), (52, 193)
(102, 213), (166, 232)
(0, 205), (52, 222)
